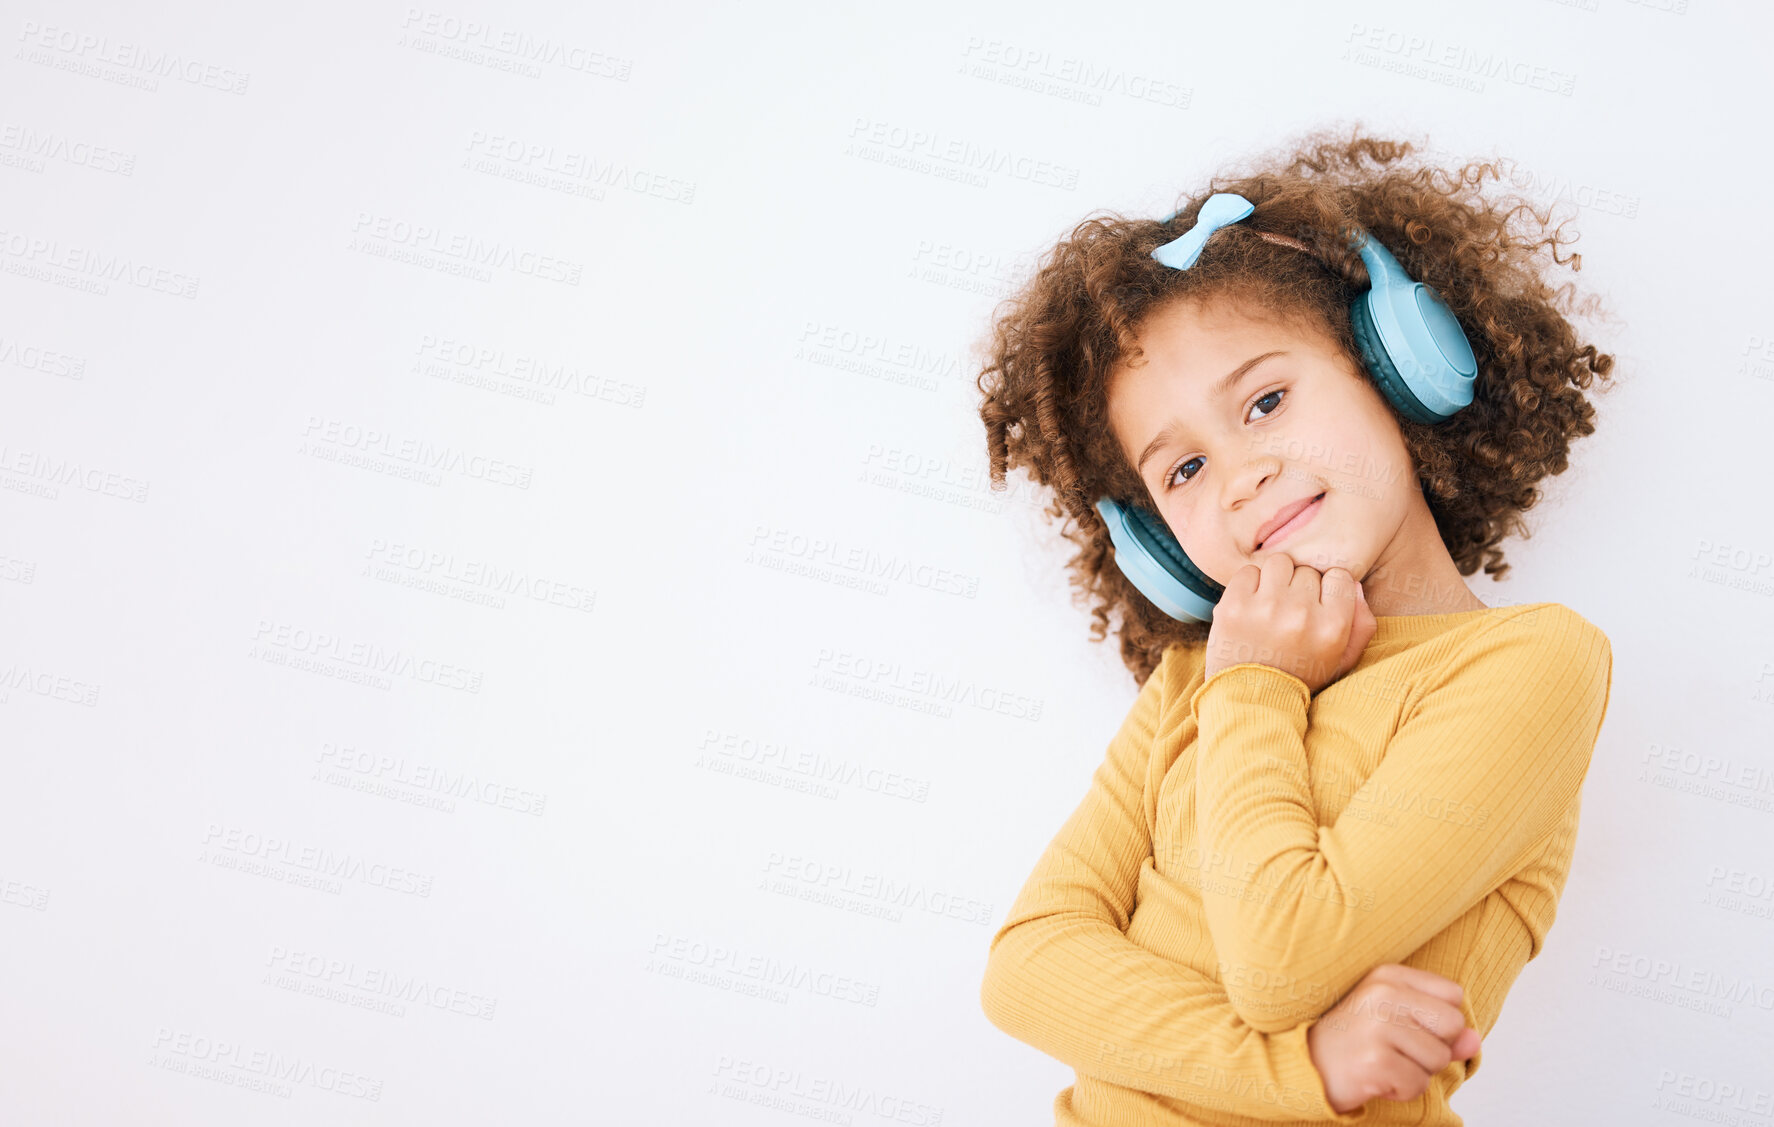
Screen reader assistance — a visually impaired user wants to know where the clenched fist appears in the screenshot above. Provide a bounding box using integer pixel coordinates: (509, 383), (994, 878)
(1203, 554), (1377, 696)
(1307, 963), (1483, 1113)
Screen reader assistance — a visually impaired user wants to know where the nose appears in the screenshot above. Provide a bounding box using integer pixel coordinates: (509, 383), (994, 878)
(1221, 456), (1279, 512)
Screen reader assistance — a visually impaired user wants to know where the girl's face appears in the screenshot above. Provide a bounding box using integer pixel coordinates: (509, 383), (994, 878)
(1106, 297), (1477, 614)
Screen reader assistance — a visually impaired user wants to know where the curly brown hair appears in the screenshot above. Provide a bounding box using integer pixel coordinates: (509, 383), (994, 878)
(974, 125), (1618, 687)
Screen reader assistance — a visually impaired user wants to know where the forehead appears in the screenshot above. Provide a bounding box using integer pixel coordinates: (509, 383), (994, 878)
(1108, 299), (1301, 416)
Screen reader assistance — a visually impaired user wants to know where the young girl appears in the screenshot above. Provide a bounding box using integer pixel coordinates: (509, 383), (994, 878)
(973, 129), (1617, 1126)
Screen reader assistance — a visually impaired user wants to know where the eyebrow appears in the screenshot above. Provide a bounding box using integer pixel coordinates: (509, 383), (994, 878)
(1135, 350), (1289, 479)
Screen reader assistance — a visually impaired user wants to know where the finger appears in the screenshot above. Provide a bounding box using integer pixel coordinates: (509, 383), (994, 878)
(1291, 560), (1322, 602)
(1364, 963), (1467, 1006)
(1325, 568), (1362, 656)
(1361, 1047), (1428, 1105)
(1452, 1027), (1483, 1059)
(1365, 987), (1469, 1049)
(1228, 562), (1262, 599)
(1255, 555), (1297, 609)
(1382, 1021), (1463, 1078)
(1321, 566), (1360, 610)
(1260, 552), (1295, 593)
(1335, 628), (1367, 684)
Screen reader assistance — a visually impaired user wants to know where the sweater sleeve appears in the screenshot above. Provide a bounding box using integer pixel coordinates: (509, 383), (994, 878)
(981, 653), (1372, 1123)
(1189, 609), (1612, 1033)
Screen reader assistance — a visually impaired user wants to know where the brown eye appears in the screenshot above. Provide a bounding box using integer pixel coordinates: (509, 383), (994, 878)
(1162, 388), (1287, 492)
(1167, 456), (1203, 489)
(1249, 388), (1286, 421)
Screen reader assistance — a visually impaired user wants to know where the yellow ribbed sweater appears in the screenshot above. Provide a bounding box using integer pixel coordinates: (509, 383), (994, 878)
(980, 602), (1613, 1126)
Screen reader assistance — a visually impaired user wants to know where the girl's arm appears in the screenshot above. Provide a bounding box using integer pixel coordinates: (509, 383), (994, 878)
(981, 656), (1370, 1123)
(1189, 606), (1612, 1034)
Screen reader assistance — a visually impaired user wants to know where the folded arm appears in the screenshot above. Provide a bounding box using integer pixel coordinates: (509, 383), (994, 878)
(980, 653), (1371, 1123)
(1190, 608), (1613, 1033)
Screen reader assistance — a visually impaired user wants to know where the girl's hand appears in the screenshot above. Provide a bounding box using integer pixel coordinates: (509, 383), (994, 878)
(1203, 554), (1376, 696)
(1306, 963), (1483, 1114)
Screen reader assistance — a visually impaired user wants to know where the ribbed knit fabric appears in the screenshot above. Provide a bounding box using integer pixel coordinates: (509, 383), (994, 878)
(980, 602), (1613, 1126)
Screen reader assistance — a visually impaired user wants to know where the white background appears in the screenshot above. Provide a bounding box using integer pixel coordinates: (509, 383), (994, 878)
(5, 1), (1774, 1123)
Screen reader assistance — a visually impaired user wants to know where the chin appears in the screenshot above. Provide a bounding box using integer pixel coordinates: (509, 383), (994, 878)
(1266, 534), (1358, 576)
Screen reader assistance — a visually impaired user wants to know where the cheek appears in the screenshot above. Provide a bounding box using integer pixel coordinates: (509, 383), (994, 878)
(1170, 503), (1229, 560)
(1352, 418), (1413, 501)
(1321, 417), (1391, 492)
(1162, 499), (1197, 549)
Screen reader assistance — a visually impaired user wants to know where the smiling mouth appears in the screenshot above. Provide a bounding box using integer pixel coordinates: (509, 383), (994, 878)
(1257, 491), (1327, 551)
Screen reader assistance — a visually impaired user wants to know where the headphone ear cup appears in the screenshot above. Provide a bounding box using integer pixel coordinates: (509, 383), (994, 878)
(1351, 295), (1447, 425)
(1347, 233), (1478, 424)
(1123, 504), (1221, 599)
(1094, 497), (1222, 624)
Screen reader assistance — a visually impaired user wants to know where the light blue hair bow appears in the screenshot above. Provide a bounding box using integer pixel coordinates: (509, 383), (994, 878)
(1151, 193), (1255, 270)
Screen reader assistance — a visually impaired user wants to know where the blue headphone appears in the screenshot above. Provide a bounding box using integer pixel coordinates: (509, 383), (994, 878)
(1093, 192), (1481, 623)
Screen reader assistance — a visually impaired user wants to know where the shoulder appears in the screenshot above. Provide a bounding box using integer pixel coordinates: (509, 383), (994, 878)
(1472, 601), (1610, 658)
(1398, 602), (1616, 757)
(1448, 601), (1613, 699)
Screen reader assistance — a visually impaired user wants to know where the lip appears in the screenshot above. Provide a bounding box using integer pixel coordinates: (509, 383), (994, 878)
(1254, 492), (1326, 552)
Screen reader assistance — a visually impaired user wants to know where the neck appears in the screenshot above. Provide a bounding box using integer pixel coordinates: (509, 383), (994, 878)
(1359, 500), (1486, 616)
